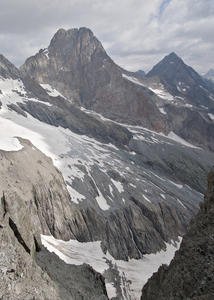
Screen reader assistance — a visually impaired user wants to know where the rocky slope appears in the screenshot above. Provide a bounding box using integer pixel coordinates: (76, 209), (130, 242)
(0, 138), (108, 299)
(141, 168), (214, 300)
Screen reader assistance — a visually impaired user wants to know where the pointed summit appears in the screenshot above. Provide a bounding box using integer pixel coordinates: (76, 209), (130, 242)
(146, 52), (213, 107)
(146, 52), (183, 78)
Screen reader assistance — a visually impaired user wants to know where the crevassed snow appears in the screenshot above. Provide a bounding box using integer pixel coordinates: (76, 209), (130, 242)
(41, 234), (181, 300)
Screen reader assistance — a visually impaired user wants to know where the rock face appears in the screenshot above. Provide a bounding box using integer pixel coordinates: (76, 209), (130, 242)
(20, 27), (168, 133)
(0, 138), (109, 299)
(141, 168), (214, 300)
(146, 52), (214, 108)
(142, 52), (214, 151)
(0, 54), (20, 79)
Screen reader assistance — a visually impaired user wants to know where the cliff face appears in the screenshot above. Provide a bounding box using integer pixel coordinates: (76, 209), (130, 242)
(20, 27), (168, 133)
(141, 168), (214, 300)
(0, 138), (109, 299)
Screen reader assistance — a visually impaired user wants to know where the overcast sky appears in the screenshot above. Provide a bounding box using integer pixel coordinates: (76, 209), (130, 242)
(0, 0), (213, 74)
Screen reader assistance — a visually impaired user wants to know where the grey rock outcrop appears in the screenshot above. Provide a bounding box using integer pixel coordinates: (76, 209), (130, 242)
(0, 138), (109, 299)
(0, 54), (20, 79)
(141, 168), (214, 300)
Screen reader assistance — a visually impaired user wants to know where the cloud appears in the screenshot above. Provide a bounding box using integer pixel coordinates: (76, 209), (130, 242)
(0, 0), (213, 74)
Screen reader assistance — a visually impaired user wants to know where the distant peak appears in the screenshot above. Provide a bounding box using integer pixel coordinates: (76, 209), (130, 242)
(168, 52), (178, 57)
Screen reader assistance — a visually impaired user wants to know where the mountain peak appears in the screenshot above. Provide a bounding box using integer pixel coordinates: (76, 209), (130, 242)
(146, 52), (184, 78)
(204, 68), (214, 78)
(0, 54), (20, 79)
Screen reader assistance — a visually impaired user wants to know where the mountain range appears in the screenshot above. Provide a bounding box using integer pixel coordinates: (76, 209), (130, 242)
(1, 27), (214, 299)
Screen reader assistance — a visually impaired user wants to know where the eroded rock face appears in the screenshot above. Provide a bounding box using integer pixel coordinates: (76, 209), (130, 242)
(141, 168), (214, 300)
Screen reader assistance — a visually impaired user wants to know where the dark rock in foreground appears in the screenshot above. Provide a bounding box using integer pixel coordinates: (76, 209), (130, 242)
(141, 168), (214, 300)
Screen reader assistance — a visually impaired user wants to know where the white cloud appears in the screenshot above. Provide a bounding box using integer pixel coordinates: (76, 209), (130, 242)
(0, 0), (213, 74)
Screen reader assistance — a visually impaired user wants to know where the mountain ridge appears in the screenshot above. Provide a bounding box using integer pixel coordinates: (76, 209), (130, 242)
(19, 28), (214, 151)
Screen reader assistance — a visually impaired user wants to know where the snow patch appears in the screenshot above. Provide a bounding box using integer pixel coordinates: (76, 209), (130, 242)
(111, 179), (124, 193)
(0, 137), (23, 151)
(149, 88), (174, 101)
(40, 84), (66, 98)
(208, 113), (214, 120)
(159, 107), (167, 114)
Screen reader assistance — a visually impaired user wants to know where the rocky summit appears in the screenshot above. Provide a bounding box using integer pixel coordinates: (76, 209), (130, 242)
(141, 167), (214, 300)
(1, 27), (214, 299)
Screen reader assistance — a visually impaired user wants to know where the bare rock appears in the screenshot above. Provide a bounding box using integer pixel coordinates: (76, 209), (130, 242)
(141, 168), (214, 300)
